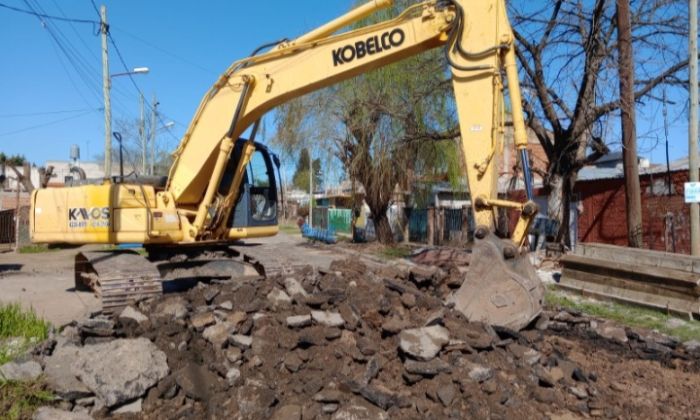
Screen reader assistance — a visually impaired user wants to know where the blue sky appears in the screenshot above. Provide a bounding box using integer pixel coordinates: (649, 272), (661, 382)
(0, 0), (695, 180)
(0, 0), (349, 165)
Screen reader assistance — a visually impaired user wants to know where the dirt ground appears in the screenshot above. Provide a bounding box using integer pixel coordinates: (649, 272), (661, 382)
(0, 232), (339, 327)
(48, 252), (700, 419)
(5, 233), (700, 419)
(0, 246), (100, 326)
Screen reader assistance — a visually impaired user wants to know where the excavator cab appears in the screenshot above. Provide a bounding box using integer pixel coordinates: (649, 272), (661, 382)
(223, 139), (280, 229)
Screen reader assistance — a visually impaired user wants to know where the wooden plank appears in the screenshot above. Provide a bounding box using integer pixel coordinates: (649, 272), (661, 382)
(558, 277), (699, 317)
(561, 254), (700, 291)
(577, 243), (700, 274)
(563, 267), (697, 300)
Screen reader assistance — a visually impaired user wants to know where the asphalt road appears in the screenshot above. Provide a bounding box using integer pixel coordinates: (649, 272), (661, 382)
(0, 231), (339, 327)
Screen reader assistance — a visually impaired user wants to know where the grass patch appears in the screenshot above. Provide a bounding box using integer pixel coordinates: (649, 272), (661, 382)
(545, 287), (700, 342)
(0, 304), (50, 365)
(376, 245), (412, 260)
(0, 380), (54, 420)
(17, 245), (52, 254)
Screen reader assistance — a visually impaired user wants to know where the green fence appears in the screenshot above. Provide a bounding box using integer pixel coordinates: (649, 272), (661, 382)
(328, 208), (352, 234)
(311, 207), (352, 234)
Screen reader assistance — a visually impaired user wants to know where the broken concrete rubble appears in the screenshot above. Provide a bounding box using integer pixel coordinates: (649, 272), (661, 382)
(11, 257), (699, 420)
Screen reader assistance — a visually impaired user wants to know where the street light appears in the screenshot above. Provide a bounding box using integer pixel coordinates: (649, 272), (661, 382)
(110, 67), (149, 79)
(103, 67), (149, 179)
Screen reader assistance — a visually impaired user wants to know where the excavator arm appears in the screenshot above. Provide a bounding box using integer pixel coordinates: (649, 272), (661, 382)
(162, 0), (544, 330)
(166, 0), (537, 244)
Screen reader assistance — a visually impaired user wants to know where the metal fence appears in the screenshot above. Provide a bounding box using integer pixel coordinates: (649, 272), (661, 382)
(406, 208), (428, 243)
(403, 207), (476, 245)
(311, 207), (352, 234)
(0, 209), (15, 245)
(311, 207), (328, 230)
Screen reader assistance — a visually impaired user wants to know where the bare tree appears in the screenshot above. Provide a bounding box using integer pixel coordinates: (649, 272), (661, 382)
(510, 0), (689, 243)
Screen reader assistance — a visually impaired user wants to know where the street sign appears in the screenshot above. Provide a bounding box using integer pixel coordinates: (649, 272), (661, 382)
(686, 182), (700, 203)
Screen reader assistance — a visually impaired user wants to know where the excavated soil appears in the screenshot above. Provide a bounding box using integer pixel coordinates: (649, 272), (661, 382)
(52, 257), (700, 419)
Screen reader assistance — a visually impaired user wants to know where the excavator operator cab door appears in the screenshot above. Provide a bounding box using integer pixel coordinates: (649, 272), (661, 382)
(227, 139), (280, 229)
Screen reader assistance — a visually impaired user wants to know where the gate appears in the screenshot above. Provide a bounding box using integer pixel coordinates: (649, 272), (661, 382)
(0, 209), (15, 247)
(406, 208), (428, 243)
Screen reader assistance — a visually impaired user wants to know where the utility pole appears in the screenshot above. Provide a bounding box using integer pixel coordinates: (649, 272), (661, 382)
(139, 93), (146, 175)
(100, 5), (111, 178)
(149, 96), (158, 175)
(690, 0), (700, 255)
(616, 0), (643, 248)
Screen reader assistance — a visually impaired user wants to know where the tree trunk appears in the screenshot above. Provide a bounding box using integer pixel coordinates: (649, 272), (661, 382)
(547, 174), (572, 246)
(616, 0), (644, 248)
(373, 211), (395, 244)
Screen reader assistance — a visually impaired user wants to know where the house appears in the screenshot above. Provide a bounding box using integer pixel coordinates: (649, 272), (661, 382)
(575, 155), (691, 254)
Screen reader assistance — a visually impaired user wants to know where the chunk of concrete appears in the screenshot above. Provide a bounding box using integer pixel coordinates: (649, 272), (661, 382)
(44, 345), (92, 400)
(0, 360), (42, 382)
(331, 404), (389, 420)
(154, 297), (188, 320)
(118, 307), (148, 325)
(311, 311), (345, 328)
(202, 322), (235, 349)
(398, 325), (449, 361)
(226, 367), (241, 386)
(230, 334), (253, 349)
(286, 314), (312, 328)
(267, 288), (292, 307)
(593, 323), (628, 344)
(284, 278), (309, 298)
(71, 338), (169, 407)
(191, 312), (216, 330)
(33, 407), (93, 420)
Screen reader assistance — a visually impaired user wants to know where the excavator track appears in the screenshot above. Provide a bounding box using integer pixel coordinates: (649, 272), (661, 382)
(75, 245), (305, 314)
(76, 251), (164, 314)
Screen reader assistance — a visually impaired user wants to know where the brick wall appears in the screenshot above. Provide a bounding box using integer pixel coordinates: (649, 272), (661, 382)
(576, 170), (690, 254)
(0, 191), (30, 210)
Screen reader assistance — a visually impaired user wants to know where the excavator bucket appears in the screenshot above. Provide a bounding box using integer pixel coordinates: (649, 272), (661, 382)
(448, 232), (544, 331)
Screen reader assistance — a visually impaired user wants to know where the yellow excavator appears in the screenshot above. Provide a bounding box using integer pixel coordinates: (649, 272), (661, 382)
(31, 0), (543, 330)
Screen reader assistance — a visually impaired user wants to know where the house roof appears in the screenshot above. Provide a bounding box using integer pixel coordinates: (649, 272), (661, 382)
(577, 154), (691, 182)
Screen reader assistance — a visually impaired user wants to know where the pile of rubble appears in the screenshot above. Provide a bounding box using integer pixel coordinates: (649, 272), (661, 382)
(2, 258), (700, 419)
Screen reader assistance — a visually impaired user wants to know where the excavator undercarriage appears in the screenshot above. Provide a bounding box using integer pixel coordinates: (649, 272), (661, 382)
(75, 244), (306, 314)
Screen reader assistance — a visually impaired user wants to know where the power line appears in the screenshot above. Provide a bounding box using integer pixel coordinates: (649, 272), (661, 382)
(0, 1), (98, 24)
(0, 110), (96, 137)
(50, 0), (100, 61)
(107, 32), (180, 142)
(86, 1), (180, 143)
(111, 26), (217, 75)
(23, 0), (103, 106)
(0, 108), (99, 118)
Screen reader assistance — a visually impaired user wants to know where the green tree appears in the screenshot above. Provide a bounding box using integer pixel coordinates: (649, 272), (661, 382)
(292, 148), (323, 191)
(274, 0), (458, 243)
